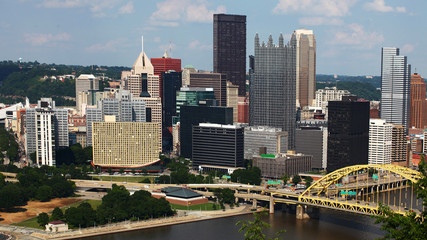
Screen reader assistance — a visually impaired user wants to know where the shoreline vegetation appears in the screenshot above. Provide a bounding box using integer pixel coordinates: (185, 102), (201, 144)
(2, 204), (257, 240)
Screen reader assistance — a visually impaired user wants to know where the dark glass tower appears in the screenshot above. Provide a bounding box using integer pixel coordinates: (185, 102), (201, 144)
(213, 14), (246, 96)
(327, 96), (370, 172)
(249, 34), (296, 149)
(162, 70), (182, 128)
(180, 106), (233, 158)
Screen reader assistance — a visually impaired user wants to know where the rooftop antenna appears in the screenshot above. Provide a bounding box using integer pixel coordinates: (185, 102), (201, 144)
(169, 40), (172, 56)
(141, 35), (144, 54)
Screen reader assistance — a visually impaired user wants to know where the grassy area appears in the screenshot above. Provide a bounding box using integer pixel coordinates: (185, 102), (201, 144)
(13, 216), (43, 229)
(170, 202), (220, 211)
(62, 199), (102, 210)
(12, 199), (102, 229)
(91, 175), (154, 183)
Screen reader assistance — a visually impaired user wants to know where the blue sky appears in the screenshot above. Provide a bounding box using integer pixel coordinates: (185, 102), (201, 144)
(0, 0), (425, 76)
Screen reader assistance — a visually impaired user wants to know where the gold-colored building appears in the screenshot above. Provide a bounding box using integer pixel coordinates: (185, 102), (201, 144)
(92, 121), (159, 168)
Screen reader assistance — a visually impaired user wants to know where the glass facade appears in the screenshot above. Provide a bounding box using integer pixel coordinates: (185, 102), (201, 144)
(213, 14), (246, 96)
(249, 34), (296, 149)
(380, 47), (411, 129)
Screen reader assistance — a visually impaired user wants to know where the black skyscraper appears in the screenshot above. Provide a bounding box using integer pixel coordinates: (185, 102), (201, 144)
(180, 106), (233, 158)
(192, 124), (244, 168)
(162, 70), (182, 128)
(327, 96), (370, 172)
(213, 14), (246, 96)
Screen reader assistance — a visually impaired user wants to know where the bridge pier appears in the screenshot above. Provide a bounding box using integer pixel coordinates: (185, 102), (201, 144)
(269, 196), (274, 214)
(252, 199), (257, 209)
(296, 205), (310, 220)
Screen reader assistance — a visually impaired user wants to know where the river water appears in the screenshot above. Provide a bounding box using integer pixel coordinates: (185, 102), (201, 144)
(79, 208), (384, 240)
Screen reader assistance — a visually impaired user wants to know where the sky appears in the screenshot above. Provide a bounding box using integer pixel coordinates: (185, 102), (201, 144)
(0, 0), (426, 76)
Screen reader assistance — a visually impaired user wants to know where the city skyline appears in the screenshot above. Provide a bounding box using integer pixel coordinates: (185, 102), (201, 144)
(1, 0), (425, 76)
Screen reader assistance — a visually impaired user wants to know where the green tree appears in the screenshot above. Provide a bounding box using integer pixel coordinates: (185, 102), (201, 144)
(374, 157), (427, 240)
(214, 188), (235, 207)
(36, 185), (53, 202)
(158, 175), (171, 184)
(37, 212), (49, 227)
(281, 174), (290, 184)
(292, 175), (301, 186)
(237, 211), (285, 240)
(304, 176), (313, 188)
(50, 207), (64, 221)
(0, 183), (26, 210)
(6, 146), (18, 161)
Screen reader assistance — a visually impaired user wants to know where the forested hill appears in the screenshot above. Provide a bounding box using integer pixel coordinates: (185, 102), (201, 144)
(0, 61), (129, 106)
(0, 60), (383, 105)
(316, 74), (381, 101)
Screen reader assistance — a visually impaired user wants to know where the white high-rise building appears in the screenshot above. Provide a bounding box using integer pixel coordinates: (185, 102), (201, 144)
(424, 129), (427, 153)
(369, 119), (393, 165)
(75, 74), (99, 113)
(26, 98), (69, 166)
(380, 47), (411, 130)
(315, 87), (351, 113)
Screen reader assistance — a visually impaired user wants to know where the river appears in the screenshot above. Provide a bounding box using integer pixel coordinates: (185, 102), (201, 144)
(79, 208), (384, 240)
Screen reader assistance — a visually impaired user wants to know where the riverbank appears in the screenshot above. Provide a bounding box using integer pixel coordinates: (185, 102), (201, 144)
(0, 205), (258, 240)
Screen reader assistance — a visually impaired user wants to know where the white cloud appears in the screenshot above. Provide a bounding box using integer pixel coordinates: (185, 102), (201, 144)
(39, 0), (125, 17)
(24, 32), (71, 46)
(401, 44), (415, 54)
(273, 0), (357, 17)
(299, 17), (344, 26)
(188, 40), (211, 50)
(150, 0), (226, 27)
(85, 38), (126, 52)
(364, 0), (406, 13)
(331, 23), (384, 49)
(118, 1), (134, 14)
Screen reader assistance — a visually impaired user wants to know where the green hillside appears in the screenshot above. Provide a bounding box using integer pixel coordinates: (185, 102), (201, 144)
(0, 61), (129, 106)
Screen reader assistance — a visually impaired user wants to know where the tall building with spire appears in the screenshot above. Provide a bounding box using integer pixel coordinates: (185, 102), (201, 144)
(409, 73), (427, 129)
(151, 50), (181, 99)
(291, 29), (316, 108)
(121, 37), (162, 151)
(213, 14), (247, 96)
(380, 47), (411, 130)
(249, 34), (296, 149)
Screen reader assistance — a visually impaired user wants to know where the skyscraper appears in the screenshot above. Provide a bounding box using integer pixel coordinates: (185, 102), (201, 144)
(26, 98), (69, 166)
(151, 50), (181, 99)
(213, 14), (246, 96)
(162, 70), (182, 129)
(409, 73), (427, 129)
(368, 119), (392, 165)
(291, 29), (316, 108)
(75, 74), (99, 113)
(249, 34), (296, 149)
(189, 72), (227, 106)
(180, 105), (233, 158)
(380, 47), (411, 129)
(192, 123), (244, 169)
(327, 96), (369, 172)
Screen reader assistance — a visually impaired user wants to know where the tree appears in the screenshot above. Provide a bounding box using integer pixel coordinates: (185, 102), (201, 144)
(50, 207), (64, 221)
(36, 185), (53, 202)
(292, 175), (301, 186)
(374, 157), (427, 239)
(37, 212), (49, 227)
(0, 183), (26, 210)
(304, 176), (313, 188)
(281, 174), (290, 184)
(214, 188), (235, 207)
(237, 211), (285, 240)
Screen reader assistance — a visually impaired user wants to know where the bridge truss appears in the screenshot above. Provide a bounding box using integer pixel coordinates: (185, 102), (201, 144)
(298, 164), (423, 215)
